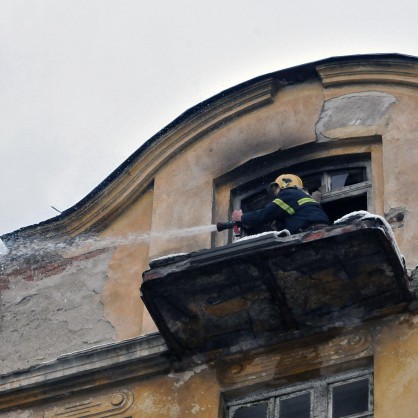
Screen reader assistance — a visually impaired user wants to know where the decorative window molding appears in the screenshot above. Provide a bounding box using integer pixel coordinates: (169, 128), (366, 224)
(212, 139), (383, 248)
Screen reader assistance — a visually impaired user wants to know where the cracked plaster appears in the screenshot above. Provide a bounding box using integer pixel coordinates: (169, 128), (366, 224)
(0, 251), (115, 375)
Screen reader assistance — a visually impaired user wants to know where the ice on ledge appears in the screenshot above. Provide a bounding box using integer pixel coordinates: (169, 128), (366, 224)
(335, 210), (405, 266)
(150, 253), (188, 262)
(234, 230), (291, 243)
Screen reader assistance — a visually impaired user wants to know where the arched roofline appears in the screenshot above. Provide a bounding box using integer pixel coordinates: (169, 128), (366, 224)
(4, 53), (418, 243)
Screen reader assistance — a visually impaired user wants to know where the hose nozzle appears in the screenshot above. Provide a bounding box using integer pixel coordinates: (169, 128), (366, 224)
(216, 221), (241, 232)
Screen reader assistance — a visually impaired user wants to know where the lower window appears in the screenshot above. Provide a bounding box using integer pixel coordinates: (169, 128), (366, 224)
(226, 366), (373, 418)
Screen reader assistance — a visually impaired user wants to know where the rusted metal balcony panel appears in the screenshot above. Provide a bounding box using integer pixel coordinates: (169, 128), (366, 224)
(141, 218), (411, 358)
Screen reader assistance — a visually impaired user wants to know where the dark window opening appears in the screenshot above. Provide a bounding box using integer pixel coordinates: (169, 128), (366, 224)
(279, 392), (311, 418)
(231, 402), (268, 418)
(322, 193), (368, 223)
(241, 190), (271, 214)
(331, 378), (370, 418)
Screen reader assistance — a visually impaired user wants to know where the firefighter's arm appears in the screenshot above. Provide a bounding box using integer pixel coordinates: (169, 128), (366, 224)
(241, 202), (286, 228)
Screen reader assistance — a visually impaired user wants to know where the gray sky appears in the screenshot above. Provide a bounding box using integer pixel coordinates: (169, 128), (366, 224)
(1, 0), (417, 235)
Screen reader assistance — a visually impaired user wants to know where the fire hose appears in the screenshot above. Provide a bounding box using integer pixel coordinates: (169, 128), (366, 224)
(216, 221), (242, 237)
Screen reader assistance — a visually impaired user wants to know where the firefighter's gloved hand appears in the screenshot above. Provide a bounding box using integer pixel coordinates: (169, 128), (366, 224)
(233, 225), (241, 236)
(231, 210), (243, 237)
(232, 210), (243, 222)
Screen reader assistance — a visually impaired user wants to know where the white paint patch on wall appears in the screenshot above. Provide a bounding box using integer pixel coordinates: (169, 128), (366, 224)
(168, 364), (209, 388)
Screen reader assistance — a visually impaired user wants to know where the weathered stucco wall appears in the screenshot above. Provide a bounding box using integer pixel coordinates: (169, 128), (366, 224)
(378, 88), (418, 266)
(0, 189), (156, 373)
(374, 315), (418, 418)
(100, 188), (156, 338)
(130, 366), (220, 417)
(0, 250), (115, 374)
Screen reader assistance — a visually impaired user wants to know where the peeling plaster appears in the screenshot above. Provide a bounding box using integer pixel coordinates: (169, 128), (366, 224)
(168, 364), (209, 388)
(137, 394), (181, 417)
(316, 91), (397, 142)
(191, 403), (204, 414)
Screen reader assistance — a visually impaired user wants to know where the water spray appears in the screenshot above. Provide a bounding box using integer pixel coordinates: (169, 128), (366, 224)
(1, 224), (220, 259)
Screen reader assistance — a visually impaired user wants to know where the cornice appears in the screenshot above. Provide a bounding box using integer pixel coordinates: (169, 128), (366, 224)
(0, 333), (169, 410)
(317, 58), (418, 88)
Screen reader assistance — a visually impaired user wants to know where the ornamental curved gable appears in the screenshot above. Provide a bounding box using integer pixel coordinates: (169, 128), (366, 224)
(3, 53), (418, 245)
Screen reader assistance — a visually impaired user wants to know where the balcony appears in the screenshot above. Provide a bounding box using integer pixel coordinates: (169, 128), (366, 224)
(141, 215), (411, 359)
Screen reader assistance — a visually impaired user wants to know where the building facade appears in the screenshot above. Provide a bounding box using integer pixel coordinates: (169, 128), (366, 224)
(1, 54), (418, 417)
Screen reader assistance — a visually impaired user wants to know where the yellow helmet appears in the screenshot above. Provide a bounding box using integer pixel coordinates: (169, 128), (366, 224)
(268, 174), (303, 193)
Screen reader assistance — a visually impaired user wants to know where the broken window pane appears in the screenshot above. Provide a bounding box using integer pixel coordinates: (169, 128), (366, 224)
(232, 402), (268, 418)
(330, 173), (349, 190)
(279, 392), (311, 418)
(331, 378), (369, 417)
(330, 168), (366, 190)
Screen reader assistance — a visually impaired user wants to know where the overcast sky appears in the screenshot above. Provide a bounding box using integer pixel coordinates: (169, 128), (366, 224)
(1, 0), (417, 236)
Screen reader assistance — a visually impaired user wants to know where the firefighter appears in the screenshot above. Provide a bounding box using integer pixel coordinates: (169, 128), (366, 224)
(231, 174), (331, 235)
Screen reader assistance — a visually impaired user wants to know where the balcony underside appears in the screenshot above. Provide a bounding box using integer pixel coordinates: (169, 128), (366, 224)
(141, 217), (411, 359)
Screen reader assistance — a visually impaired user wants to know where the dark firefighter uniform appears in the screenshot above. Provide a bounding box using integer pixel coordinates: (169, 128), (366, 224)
(241, 187), (331, 235)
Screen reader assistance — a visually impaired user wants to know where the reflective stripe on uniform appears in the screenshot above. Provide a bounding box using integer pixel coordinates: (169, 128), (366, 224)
(273, 198), (295, 214)
(298, 197), (317, 206)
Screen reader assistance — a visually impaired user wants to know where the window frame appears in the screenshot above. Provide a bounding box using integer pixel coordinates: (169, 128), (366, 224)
(327, 374), (374, 418)
(299, 160), (371, 205)
(224, 366), (374, 418)
(231, 159), (372, 213)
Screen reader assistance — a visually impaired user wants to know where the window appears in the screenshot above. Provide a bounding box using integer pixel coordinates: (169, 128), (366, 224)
(232, 156), (371, 224)
(225, 367), (373, 418)
(302, 164), (370, 222)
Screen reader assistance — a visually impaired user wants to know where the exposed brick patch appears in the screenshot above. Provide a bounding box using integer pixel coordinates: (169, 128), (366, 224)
(2, 248), (110, 286)
(0, 276), (10, 290)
